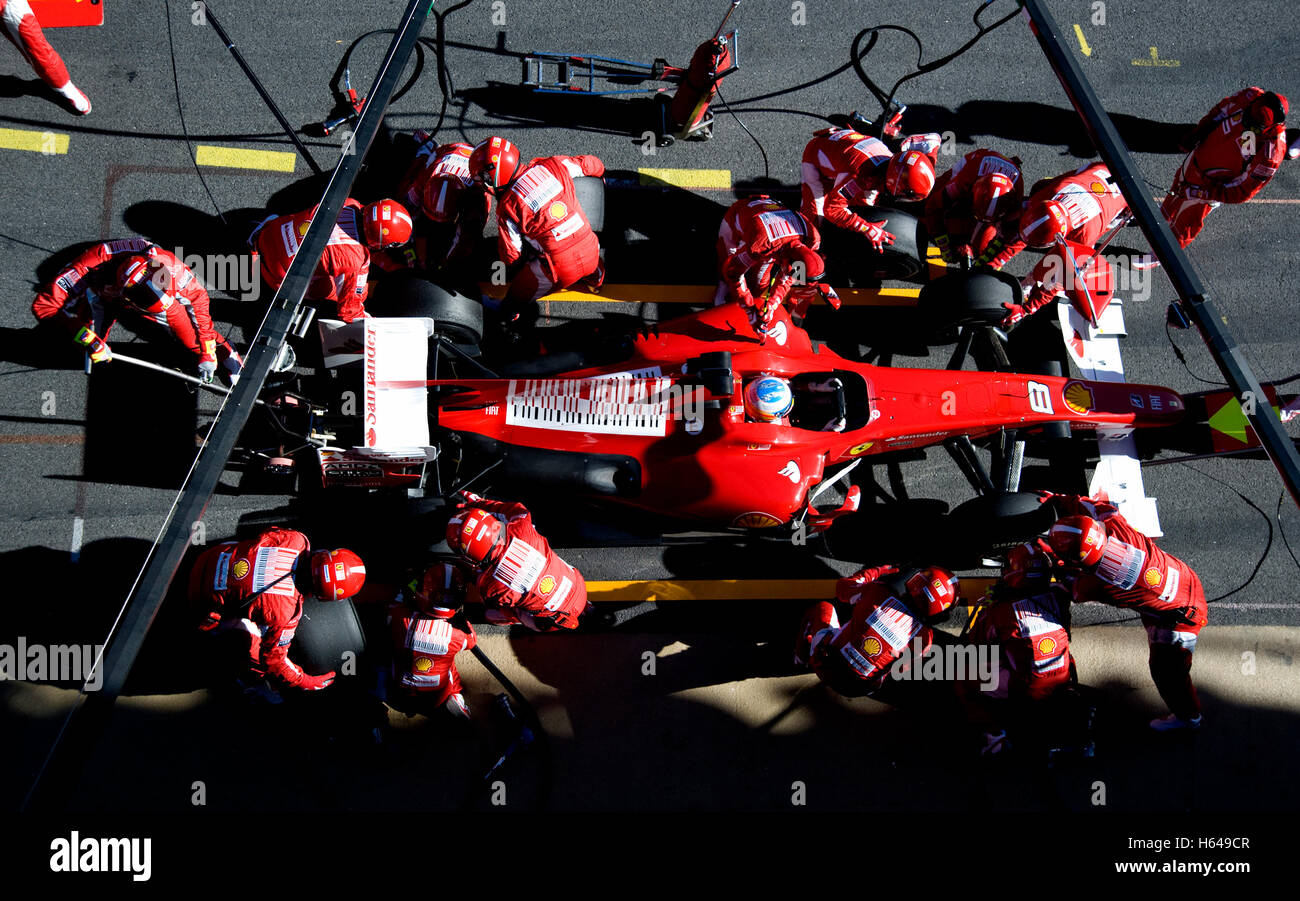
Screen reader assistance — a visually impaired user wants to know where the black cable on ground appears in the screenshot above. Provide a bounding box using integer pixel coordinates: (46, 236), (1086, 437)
(163, 0), (228, 225)
(714, 82), (769, 181)
(1277, 490), (1300, 571)
(850, 0), (1021, 120)
(1178, 461), (1272, 603)
(1165, 320), (1227, 386)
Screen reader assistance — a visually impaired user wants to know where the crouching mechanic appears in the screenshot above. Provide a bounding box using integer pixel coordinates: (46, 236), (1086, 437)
(250, 197), (413, 322)
(923, 148), (1023, 265)
(32, 238), (243, 384)
(715, 195), (837, 332)
(396, 134), (490, 270)
(189, 526), (366, 693)
(385, 561), (477, 719)
(469, 136), (606, 322)
(800, 126), (941, 250)
(794, 563), (959, 698)
(1158, 87), (1289, 253)
(446, 492), (593, 632)
(957, 540), (1077, 757)
(1045, 493), (1209, 731)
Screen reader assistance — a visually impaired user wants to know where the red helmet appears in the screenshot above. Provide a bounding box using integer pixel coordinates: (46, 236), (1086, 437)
(779, 243), (826, 283)
(1002, 539), (1055, 590)
(971, 172), (1018, 223)
(1246, 91), (1288, 130)
(904, 566), (959, 619)
(312, 548), (366, 600)
(362, 199), (413, 248)
(884, 150), (936, 202)
(469, 136), (521, 192)
(1019, 199), (1069, 248)
(420, 176), (469, 225)
(1047, 515), (1108, 567)
(412, 561), (467, 618)
(446, 508), (504, 564)
(116, 255), (174, 313)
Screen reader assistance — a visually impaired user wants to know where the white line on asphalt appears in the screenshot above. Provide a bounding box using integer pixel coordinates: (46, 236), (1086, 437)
(70, 516), (84, 563)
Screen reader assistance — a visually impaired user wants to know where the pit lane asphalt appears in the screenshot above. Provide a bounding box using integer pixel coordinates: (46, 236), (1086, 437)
(0, 1), (1297, 811)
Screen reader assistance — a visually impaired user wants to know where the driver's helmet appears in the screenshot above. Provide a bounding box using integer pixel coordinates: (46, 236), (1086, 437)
(743, 375), (794, 422)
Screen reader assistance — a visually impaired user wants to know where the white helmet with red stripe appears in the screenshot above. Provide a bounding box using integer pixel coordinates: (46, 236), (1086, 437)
(362, 199), (414, 249)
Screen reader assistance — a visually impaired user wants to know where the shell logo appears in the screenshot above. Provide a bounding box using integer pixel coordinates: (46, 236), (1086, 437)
(1144, 567), (1163, 587)
(232, 559), (249, 580)
(1089, 181), (1107, 195)
(862, 637), (883, 657)
(414, 656), (433, 673)
(538, 575), (556, 596)
(1038, 637), (1057, 655)
(1063, 381), (1095, 415)
(733, 512), (783, 528)
(549, 200), (568, 220)
(297, 221), (310, 239)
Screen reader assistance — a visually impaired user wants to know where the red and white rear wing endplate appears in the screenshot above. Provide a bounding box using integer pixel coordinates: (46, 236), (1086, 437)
(1058, 296), (1162, 536)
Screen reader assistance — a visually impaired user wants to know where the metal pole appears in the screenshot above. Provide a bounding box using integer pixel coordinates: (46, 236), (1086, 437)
(202, 3), (325, 175)
(1019, 0), (1300, 510)
(21, 0), (434, 812)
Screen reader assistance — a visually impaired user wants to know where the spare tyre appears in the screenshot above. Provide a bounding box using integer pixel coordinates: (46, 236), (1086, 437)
(292, 597), (366, 677)
(574, 175), (606, 233)
(847, 206), (926, 282)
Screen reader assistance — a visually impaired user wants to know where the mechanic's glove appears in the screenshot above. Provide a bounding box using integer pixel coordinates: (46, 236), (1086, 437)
(1180, 185), (1212, 202)
(457, 490), (483, 508)
(933, 233), (952, 259)
(73, 326), (111, 363)
(858, 220), (896, 252)
(973, 236), (1006, 267)
(299, 670), (336, 691)
(999, 302), (1028, 330)
(198, 358), (218, 384)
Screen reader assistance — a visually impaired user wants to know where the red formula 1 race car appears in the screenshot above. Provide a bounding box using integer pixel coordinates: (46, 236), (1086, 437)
(425, 300), (1184, 533)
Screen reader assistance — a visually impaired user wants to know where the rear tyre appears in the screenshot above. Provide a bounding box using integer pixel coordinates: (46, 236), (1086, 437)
(373, 273), (484, 348)
(946, 491), (1056, 557)
(918, 269), (1023, 338)
(574, 176), (606, 233)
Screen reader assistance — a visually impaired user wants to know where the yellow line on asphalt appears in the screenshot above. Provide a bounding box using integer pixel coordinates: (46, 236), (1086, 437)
(0, 127), (68, 154)
(1073, 24), (1092, 57)
(195, 145), (297, 172)
(481, 283), (921, 306)
(587, 577), (995, 603)
(638, 167), (732, 189)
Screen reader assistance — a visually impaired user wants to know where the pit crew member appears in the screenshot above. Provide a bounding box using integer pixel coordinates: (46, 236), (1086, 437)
(715, 195), (837, 330)
(396, 134), (490, 270)
(250, 197), (413, 322)
(1157, 87), (1289, 253)
(469, 136), (606, 320)
(957, 540), (1075, 756)
(385, 561), (477, 718)
(794, 563), (959, 698)
(1045, 493), (1209, 731)
(31, 238), (243, 383)
(989, 162), (1130, 328)
(189, 526), (366, 692)
(445, 492), (592, 632)
(923, 149), (1023, 265)
(0, 0), (90, 114)
(800, 127), (941, 249)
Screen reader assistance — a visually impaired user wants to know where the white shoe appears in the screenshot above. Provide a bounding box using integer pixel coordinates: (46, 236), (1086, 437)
(1149, 713), (1202, 732)
(1131, 253), (1162, 271)
(58, 81), (92, 115)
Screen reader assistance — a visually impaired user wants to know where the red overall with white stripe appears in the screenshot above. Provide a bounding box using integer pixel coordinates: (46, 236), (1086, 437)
(387, 601), (476, 711)
(496, 155), (606, 304)
(188, 527), (334, 690)
(462, 498), (589, 630)
(715, 195), (821, 308)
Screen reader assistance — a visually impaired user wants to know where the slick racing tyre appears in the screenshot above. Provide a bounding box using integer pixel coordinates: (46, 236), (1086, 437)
(851, 206), (926, 282)
(917, 269), (1023, 338)
(573, 175), (606, 233)
(292, 596), (366, 677)
(946, 491), (1057, 556)
(374, 273), (484, 348)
